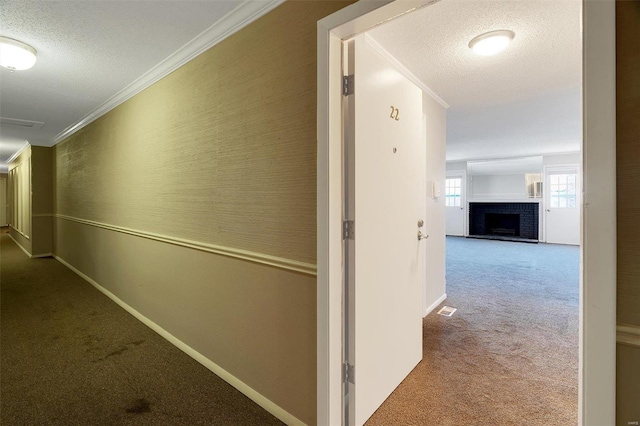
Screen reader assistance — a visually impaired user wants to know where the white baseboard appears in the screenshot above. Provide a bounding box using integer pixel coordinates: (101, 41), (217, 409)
(8, 233), (32, 258)
(424, 293), (447, 317)
(54, 255), (305, 426)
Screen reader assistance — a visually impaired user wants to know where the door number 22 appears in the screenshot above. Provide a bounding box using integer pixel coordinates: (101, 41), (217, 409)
(389, 106), (400, 121)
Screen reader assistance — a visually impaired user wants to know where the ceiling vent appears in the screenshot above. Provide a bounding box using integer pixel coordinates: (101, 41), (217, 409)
(0, 116), (45, 129)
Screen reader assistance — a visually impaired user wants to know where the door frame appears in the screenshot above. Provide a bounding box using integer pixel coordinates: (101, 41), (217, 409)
(317, 1), (616, 425)
(445, 169), (467, 236)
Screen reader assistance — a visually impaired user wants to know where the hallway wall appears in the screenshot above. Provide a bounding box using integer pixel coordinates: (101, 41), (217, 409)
(31, 147), (53, 257)
(616, 1), (640, 423)
(52, 2), (352, 424)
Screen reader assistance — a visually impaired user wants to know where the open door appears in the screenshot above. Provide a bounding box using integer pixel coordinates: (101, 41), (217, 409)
(343, 34), (425, 426)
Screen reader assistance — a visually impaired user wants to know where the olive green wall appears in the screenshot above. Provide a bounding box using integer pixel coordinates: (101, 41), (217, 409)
(616, 1), (640, 424)
(53, 2), (352, 424)
(31, 146), (54, 256)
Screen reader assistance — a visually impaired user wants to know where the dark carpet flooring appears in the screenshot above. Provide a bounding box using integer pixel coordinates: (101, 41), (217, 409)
(366, 236), (579, 426)
(0, 230), (283, 425)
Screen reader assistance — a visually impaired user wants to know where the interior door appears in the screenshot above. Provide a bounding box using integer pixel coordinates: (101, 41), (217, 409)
(344, 34), (424, 426)
(0, 178), (7, 226)
(445, 174), (465, 236)
(544, 166), (580, 245)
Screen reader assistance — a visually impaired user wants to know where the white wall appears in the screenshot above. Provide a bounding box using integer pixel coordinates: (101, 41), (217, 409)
(446, 161), (466, 172)
(470, 174), (526, 199)
(445, 153), (581, 202)
(423, 92), (447, 316)
(544, 152), (580, 166)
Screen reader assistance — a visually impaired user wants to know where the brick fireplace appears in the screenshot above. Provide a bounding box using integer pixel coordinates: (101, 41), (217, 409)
(469, 202), (539, 241)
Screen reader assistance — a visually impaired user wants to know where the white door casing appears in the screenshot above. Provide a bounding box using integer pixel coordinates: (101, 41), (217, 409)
(445, 171), (465, 236)
(344, 34), (425, 426)
(0, 178), (7, 226)
(317, 1), (616, 424)
(544, 165), (580, 245)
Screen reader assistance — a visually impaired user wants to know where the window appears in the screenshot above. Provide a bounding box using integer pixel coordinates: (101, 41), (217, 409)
(445, 178), (462, 207)
(549, 173), (576, 208)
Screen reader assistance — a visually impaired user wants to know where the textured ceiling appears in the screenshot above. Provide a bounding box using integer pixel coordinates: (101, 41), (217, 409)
(0, 0), (582, 172)
(0, 0), (243, 171)
(369, 0), (582, 161)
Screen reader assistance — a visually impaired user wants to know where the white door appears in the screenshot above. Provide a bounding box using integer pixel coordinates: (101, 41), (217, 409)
(445, 173), (465, 236)
(544, 166), (580, 245)
(345, 35), (424, 426)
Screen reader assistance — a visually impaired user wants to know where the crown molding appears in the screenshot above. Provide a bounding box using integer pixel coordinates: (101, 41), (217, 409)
(51, 0), (286, 146)
(6, 141), (30, 164)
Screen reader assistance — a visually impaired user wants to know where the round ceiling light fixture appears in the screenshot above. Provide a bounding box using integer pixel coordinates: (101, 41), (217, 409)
(0, 36), (37, 71)
(468, 30), (515, 56)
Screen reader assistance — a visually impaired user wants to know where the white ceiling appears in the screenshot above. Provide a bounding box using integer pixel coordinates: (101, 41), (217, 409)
(0, 0), (582, 173)
(368, 0), (582, 162)
(0, 0), (246, 171)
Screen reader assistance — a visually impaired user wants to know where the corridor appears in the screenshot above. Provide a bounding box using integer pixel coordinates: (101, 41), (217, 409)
(0, 229), (282, 425)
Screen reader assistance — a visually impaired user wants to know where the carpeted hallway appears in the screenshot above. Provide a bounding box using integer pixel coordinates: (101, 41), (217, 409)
(366, 236), (579, 425)
(0, 230), (283, 425)
(1, 229), (579, 425)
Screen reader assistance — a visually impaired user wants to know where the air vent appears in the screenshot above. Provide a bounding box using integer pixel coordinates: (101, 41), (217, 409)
(0, 117), (45, 129)
(437, 306), (457, 317)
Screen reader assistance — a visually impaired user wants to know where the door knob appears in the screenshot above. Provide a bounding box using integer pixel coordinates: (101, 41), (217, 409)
(418, 231), (429, 241)
(546, 209), (551, 212)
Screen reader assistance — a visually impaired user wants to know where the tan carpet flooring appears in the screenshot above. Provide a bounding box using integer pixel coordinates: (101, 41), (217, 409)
(366, 237), (579, 426)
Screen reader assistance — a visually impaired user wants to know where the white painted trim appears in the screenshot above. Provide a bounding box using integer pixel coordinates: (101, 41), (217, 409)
(364, 34), (449, 109)
(467, 198), (541, 203)
(317, 2), (440, 424)
(55, 214), (316, 276)
(424, 293), (446, 318)
(318, 0), (616, 425)
(53, 255), (304, 426)
(580, 1), (616, 423)
(8, 232), (31, 257)
(617, 324), (640, 348)
(6, 141), (30, 164)
(316, 22), (345, 426)
(9, 224), (30, 240)
(50, 0), (286, 146)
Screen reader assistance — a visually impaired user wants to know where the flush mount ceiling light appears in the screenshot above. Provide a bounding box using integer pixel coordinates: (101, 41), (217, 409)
(0, 36), (37, 70)
(468, 30), (515, 56)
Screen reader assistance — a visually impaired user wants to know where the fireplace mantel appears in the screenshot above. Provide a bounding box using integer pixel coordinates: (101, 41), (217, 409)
(467, 198), (541, 204)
